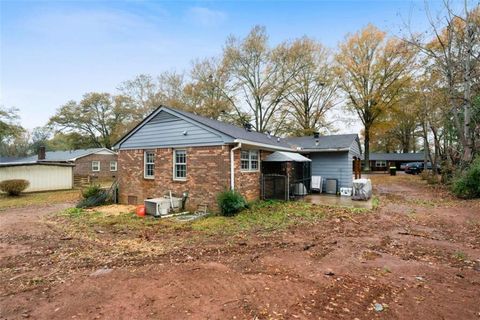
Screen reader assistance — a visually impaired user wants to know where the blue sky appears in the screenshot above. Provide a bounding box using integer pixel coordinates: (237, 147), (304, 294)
(0, 0), (446, 130)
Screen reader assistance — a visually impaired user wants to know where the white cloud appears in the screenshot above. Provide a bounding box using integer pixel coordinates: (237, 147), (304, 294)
(186, 7), (226, 27)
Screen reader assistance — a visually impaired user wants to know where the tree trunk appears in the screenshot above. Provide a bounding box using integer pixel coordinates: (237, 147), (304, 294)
(364, 127), (371, 172)
(462, 20), (474, 164)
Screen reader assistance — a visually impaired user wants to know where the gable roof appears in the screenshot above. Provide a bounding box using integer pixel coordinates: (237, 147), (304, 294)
(367, 152), (425, 162)
(286, 134), (361, 153)
(0, 148), (115, 165)
(114, 106), (293, 150)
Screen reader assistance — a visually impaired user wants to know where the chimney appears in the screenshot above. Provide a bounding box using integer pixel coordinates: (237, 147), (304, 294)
(243, 123), (253, 132)
(38, 146), (46, 160)
(313, 132), (320, 139)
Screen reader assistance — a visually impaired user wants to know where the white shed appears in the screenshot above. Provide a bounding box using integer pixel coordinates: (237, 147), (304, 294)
(0, 163), (74, 192)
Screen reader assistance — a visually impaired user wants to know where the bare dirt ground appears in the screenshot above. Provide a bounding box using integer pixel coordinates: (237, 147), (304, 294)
(1, 175), (479, 319)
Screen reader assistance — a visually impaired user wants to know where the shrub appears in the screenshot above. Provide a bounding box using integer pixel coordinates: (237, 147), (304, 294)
(217, 190), (247, 216)
(76, 191), (108, 208)
(451, 157), (480, 199)
(0, 179), (30, 196)
(81, 184), (102, 199)
(77, 184), (109, 208)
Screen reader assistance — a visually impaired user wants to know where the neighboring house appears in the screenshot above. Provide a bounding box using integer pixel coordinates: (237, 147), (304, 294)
(0, 161), (74, 192)
(286, 134), (362, 190)
(113, 106), (361, 211)
(365, 152), (426, 171)
(0, 148), (118, 192)
(10, 148), (118, 180)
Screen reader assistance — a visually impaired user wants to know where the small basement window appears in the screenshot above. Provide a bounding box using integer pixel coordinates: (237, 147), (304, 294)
(91, 161), (100, 172)
(375, 160), (387, 167)
(241, 150), (259, 172)
(144, 151), (155, 179)
(174, 149), (187, 180)
(110, 161), (117, 171)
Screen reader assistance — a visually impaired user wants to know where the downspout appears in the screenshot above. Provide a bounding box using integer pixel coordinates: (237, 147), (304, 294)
(230, 142), (242, 190)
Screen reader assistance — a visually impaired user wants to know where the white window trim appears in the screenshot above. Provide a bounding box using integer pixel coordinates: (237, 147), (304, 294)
(110, 161), (117, 172)
(375, 160), (387, 167)
(173, 149), (187, 181)
(240, 149), (260, 172)
(91, 161), (100, 172)
(144, 150), (155, 179)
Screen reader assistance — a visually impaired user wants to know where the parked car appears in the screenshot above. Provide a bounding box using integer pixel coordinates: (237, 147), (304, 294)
(405, 162), (441, 174)
(404, 162), (422, 174)
(400, 163), (408, 170)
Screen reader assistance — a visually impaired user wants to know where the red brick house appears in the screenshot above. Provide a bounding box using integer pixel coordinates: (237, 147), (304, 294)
(113, 106), (295, 211)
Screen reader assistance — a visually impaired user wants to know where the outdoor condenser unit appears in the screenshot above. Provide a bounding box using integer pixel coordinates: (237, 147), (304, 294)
(324, 178), (338, 194)
(144, 198), (171, 217)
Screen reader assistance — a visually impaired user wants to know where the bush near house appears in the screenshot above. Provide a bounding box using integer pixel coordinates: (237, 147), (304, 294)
(217, 190), (247, 216)
(451, 157), (480, 199)
(77, 184), (109, 208)
(0, 179), (30, 196)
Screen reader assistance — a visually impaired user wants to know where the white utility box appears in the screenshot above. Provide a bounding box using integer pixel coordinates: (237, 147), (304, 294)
(352, 179), (372, 200)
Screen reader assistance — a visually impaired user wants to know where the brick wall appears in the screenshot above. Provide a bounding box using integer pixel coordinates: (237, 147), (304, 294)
(233, 149), (271, 201)
(118, 145), (270, 212)
(118, 146), (231, 211)
(74, 153), (118, 179)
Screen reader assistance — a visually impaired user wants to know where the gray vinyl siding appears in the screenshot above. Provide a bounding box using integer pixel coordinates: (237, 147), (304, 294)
(120, 111), (229, 149)
(309, 151), (353, 189)
(349, 139), (361, 158)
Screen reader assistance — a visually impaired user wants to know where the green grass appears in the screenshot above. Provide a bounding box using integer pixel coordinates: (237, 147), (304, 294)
(453, 251), (468, 261)
(60, 200), (368, 238)
(0, 190), (81, 210)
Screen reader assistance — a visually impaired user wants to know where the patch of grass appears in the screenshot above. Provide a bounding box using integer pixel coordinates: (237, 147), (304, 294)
(372, 196), (380, 209)
(453, 251), (468, 261)
(59, 201), (369, 239)
(0, 190), (80, 210)
(190, 201), (359, 235)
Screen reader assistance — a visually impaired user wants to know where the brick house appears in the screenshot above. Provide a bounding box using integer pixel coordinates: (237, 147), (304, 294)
(363, 152), (426, 171)
(113, 106), (361, 212)
(13, 148), (118, 180)
(113, 106), (294, 211)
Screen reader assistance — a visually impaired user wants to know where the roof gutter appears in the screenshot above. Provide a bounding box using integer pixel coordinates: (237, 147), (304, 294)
(233, 139), (293, 152)
(299, 148), (350, 153)
(230, 142), (242, 190)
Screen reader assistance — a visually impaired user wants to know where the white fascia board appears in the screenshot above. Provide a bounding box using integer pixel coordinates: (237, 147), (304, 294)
(233, 139), (294, 152)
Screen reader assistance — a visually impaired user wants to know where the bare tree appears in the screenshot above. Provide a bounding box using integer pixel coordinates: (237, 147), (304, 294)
(282, 37), (339, 136)
(221, 26), (306, 133)
(403, 1), (480, 164)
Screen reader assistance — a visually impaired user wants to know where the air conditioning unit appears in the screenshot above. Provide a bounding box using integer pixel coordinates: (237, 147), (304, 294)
(294, 182), (307, 196)
(325, 178), (338, 194)
(144, 198), (171, 217)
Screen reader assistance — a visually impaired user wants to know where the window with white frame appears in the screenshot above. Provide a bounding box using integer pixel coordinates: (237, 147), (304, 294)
(91, 161), (100, 172)
(174, 149), (187, 180)
(240, 150), (259, 171)
(110, 161), (117, 171)
(144, 151), (155, 179)
(375, 160), (387, 167)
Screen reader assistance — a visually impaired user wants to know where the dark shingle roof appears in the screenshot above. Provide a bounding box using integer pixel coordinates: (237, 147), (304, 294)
(165, 107), (292, 149)
(285, 134), (359, 151)
(367, 152), (425, 162)
(0, 148), (114, 164)
(0, 156), (22, 163)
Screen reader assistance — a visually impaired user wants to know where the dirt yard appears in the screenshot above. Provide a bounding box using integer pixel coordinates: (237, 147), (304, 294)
(1, 175), (479, 319)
